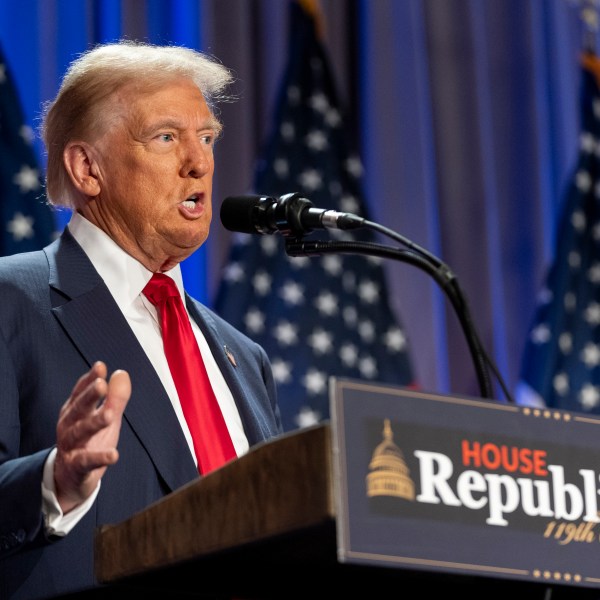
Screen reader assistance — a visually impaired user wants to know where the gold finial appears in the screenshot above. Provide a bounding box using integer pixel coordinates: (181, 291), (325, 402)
(297, 0), (327, 42)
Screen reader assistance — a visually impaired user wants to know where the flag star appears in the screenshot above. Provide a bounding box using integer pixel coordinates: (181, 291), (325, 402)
(340, 194), (360, 213)
(581, 342), (600, 367)
(571, 209), (586, 231)
(280, 121), (295, 141)
(345, 156), (364, 178)
(584, 301), (600, 325)
(579, 383), (600, 410)
(339, 343), (358, 367)
(358, 319), (376, 343)
(302, 367), (328, 395)
(287, 255), (310, 269)
(367, 254), (384, 267)
(343, 305), (358, 326)
(581, 131), (595, 152)
(274, 157), (289, 177)
(576, 170), (591, 193)
(305, 129), (328, 151)
(223, 261), (245, 283)
(279, 280), (305, 305)
(308, 328), (333, 354)
(358, 280), (380, 304)
(314, 291), (338, 316)
(568, 250), (581, 268)
(20, 124), (34, 145)
(531, 323), (551, 344)
(564, 292), (577, 311)
(13, 165), (41, 193)
(588, 262), (600, 283)
(325, 107), (341, 127)
(244, 307), (265, 334)
(297, 168), (322, 191)
(273, 320), (299, 346)
(322, 254), (343, 276)
(358, 355), (378, 378)
(6, 212), (34, 240)
(271, 358), (293, 384)
(309, 91), (329, 113)
(294, 405), (322, 428)
(553, 372), (569, 396)
(260, 235), (279, 256)
(558, 332), (572, 354)
(384, 327), (407, 352)
(252, 270), (272, 296)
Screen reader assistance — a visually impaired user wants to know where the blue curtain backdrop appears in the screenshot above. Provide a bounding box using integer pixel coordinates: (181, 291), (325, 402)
(0, 0), (591, 403)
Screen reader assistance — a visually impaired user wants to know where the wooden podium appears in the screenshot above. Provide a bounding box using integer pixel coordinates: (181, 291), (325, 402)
(85, 421), (599, 599)
(93, 423), (337, 598)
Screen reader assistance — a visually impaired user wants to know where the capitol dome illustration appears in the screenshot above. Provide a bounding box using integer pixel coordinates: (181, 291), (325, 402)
(366, 418), (415, 500)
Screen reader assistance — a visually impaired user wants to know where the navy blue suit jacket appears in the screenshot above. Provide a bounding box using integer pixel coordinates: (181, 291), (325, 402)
(0, 228), (283, 599)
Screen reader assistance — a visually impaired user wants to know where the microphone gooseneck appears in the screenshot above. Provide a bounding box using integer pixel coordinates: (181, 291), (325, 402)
(220, 190), (511, 403)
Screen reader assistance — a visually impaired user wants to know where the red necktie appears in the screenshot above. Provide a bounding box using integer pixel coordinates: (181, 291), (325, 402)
(143, 273), (237, 475)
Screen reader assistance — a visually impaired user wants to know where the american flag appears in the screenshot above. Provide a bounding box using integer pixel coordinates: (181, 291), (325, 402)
(517, 51), (600, 412)
(0, 44), (57, 256)
(214, 2), (415, 432)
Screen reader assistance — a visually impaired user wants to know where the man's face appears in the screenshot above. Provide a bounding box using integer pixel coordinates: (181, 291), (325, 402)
(89, 77), (219, 272)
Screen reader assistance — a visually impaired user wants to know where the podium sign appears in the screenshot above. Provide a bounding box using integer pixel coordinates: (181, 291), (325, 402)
(330, 378), (600, 590)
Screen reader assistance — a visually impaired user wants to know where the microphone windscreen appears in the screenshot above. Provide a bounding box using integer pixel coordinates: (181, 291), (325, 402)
(220, 196), (263, 233)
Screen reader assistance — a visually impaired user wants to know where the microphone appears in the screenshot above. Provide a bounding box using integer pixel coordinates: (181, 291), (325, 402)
(220, 192), (364, 237)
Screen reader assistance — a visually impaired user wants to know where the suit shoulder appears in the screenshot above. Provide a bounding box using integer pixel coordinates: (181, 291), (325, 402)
(0, 249), (49, 283)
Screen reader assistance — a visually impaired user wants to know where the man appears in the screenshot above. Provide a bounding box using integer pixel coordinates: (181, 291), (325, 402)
(0, 40), (283, 599)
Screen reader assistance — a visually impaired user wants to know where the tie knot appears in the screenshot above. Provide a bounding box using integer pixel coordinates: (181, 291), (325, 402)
(143, 273), (180, 306)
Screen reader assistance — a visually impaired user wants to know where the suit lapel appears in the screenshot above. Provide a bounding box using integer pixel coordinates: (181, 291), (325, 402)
(45, 230), (198, 491)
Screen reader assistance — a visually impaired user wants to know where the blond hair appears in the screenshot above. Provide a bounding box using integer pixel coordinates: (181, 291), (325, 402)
(41, 40), (234, 209)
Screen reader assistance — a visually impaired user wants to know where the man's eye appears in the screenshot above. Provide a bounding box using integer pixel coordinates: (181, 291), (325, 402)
(200, 134), (214, 146)
(158, 133), (174, 142)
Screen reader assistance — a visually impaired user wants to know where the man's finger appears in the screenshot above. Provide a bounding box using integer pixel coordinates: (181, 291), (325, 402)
(104, 369), (131, 412)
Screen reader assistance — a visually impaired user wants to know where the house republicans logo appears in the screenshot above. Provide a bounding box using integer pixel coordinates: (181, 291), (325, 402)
(366, 418), (600, 531)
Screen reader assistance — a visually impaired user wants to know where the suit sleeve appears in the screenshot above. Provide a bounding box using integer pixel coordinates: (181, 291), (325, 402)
(0, 330), (53, 557)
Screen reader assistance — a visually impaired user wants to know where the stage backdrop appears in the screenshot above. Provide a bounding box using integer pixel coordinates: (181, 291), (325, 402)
(0, 0), (593, 421)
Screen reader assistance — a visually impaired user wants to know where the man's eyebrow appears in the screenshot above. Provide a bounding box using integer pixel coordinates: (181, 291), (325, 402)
(141, 117), (221, 135)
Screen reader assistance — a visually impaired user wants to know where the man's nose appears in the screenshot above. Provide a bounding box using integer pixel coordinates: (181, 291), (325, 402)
(181, 139), (212, 178)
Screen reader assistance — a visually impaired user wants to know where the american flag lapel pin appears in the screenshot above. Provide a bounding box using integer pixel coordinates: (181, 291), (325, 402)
(224, 345), (237, 367)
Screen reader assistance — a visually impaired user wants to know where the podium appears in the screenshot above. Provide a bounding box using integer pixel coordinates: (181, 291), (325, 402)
(87, 387), (600, 600)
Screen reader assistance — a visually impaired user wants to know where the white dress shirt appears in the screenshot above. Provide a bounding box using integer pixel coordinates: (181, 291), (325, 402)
(43, 212), (249, 535)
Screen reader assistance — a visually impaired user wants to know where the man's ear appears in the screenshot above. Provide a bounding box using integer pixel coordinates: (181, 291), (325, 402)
(63, 142), (101, 197)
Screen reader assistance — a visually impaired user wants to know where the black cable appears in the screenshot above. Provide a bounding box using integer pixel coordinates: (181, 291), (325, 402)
(285, 237), (514, 403)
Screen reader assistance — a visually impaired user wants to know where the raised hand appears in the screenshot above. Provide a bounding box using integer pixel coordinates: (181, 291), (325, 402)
(53, 361), (131, 514)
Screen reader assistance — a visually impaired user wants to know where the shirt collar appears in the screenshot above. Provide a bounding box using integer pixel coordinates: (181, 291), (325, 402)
(67, 211), (185, 308)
